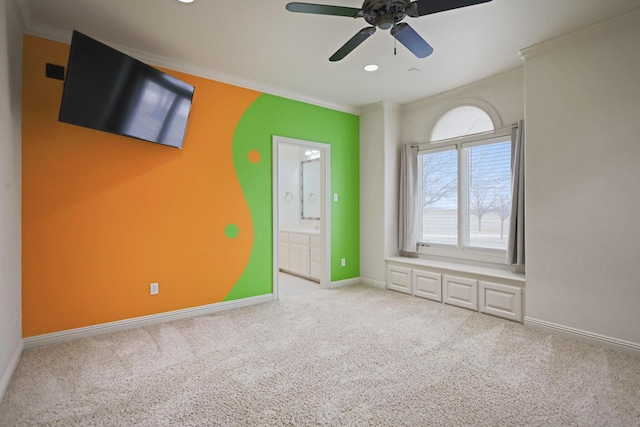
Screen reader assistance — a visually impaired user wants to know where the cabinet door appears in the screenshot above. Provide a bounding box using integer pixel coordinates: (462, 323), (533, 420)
(288, 244), (301, 275)
(289, 244), (310, 277)
(309, 247), (321, 280)
(479, 281), (522, 322)
(298, 244), (310, 276)
(412, 270), (442, 302)
(387, 265), (412, 294)
(443, 275), (478, 311)
(309, 235), (321, 280)
(278, 242), (289, 270)
(278, 231), (289, 243)
(278, 232), (289, 270)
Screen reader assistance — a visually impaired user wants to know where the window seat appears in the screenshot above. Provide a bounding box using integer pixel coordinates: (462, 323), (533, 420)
(385, 256), (525, 285)
(385, 256), (525, 322)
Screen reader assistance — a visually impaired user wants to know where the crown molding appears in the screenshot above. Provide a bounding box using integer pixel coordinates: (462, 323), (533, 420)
(360, 101), (387, 114)
(383, 101), (400, 112)
(519, 7), (640, 61)
(115, 45), (361, 116)
(11, 0), (26, 32)
(19, 17), (360, 116)
(360, 100), (400, 114)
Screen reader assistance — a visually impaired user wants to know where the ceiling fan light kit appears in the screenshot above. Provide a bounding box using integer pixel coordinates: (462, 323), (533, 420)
(285, 0), (492, 61)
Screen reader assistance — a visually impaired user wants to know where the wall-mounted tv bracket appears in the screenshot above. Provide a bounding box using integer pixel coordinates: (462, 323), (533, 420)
(46, 63), (65, 81)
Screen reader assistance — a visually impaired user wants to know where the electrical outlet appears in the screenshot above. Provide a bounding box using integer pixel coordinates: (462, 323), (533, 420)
(334, 193), (338, 202)
(14, 309), (18, 325)
(150, 282), (159, 295)
(341, 258), (346, 267)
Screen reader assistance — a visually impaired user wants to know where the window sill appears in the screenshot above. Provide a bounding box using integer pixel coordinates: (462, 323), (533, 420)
(418, 244), (509, 265)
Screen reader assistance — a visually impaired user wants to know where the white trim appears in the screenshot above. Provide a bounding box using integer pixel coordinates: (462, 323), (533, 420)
(418, 244), (509, 266)
(19, 20), (358, 115)
(415, 127), (515, 265)
(360, 100), (399, 114)
(416, 128), (514, 152)
(0, 340), (23, 401)
(11, 0), (26, 32)
(23, 294), (275, 350)
(524, 317), (640, 357)
(429, 100), (503, 142)
(272, 136), (331, 294)
(360, 277), (386, 289)
(272, 142), (280, 301)
(329, 278), (360, 288)
(518, 7), (640, 61)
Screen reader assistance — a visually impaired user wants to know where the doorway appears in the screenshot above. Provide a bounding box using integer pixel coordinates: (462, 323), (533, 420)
(272, 136), (330, 299)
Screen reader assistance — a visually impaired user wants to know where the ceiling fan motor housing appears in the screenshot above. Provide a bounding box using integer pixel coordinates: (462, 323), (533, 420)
(285, 0), (493, 61)
(361, 0), (411, 30)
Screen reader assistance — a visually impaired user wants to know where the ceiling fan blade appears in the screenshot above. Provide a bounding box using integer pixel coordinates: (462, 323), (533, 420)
(330, 27), (376, 62)
(391, 23), (433, 58)
(285, 2), (361, 17)
(410, 0), (492, 17)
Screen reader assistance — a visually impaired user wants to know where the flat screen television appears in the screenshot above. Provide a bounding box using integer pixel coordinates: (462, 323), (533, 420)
(59, 30), (195, 149)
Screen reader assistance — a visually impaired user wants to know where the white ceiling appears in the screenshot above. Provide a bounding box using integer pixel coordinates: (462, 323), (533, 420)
(17, 0), (640, 113)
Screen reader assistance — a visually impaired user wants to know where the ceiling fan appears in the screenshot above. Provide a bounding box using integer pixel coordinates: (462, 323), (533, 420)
(285, 0), (492, 61)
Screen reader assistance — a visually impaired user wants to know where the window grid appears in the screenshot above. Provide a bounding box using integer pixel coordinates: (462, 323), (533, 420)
(418, 135), (512, 257)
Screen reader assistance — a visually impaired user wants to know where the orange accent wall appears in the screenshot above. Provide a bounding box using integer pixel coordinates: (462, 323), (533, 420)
(22, 35), (261, 337)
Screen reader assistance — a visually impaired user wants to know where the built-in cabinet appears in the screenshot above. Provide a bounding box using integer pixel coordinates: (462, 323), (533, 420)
(443, 275), (478, 311)
(309, 234), (321, 280)
(413, 269), (442, 302)
(386, 257), (524, 323)
(279, 231), (320, 281)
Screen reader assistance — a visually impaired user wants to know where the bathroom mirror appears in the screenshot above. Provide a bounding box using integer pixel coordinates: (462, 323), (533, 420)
(301, 159), (320, 220)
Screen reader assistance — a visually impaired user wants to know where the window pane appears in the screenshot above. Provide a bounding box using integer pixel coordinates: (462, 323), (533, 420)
(431, 106), (494, 142)
(420, 150), (458, 245)
(465, 140), (511, 250)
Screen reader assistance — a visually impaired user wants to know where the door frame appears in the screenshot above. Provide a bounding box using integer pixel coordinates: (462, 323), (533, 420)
(272, 135), (331, 299)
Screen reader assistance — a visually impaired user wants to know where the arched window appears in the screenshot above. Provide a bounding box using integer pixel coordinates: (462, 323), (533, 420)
(418, 103), (512, 262)
(431, 105), (494, 142)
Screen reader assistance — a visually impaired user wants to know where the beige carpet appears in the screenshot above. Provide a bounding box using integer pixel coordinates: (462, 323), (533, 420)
(1, 284), (639, 426)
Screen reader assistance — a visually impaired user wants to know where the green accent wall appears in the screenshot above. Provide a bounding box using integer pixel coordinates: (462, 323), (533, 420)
(225, 94), (360, 300)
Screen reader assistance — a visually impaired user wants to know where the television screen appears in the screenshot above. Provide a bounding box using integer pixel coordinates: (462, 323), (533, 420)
(59, 31), (195, 149)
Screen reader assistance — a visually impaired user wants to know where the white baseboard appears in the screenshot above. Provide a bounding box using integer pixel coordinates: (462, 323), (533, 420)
(23, 294), (275, 350)
(328, 277), (360, 288)
(524, 317), (640, 356)
(360, 277), (386, 289)
(0, 339), (23, 402)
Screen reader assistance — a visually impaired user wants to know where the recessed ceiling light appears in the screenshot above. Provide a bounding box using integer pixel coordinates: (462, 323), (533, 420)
(178, 0), (194, 3)
(364, 64), (379, 72)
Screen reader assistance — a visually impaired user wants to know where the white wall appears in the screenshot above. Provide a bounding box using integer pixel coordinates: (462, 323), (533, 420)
(400, 69), (525, 143)
(384, 103), (400, 266)
(360, 73), (525, 286)
(360, 103), (386, 285)
(360, 9), (640, 351)
(0, 0), (23, 399)
(523, 12), (640, 345)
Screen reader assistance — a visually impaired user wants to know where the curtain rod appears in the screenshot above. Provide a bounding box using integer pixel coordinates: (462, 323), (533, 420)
(411, 123), (519, 148)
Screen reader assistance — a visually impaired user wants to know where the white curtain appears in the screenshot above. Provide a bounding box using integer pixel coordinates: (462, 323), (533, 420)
(399, 144), (419, 253)
(507, 120), (525, 265)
